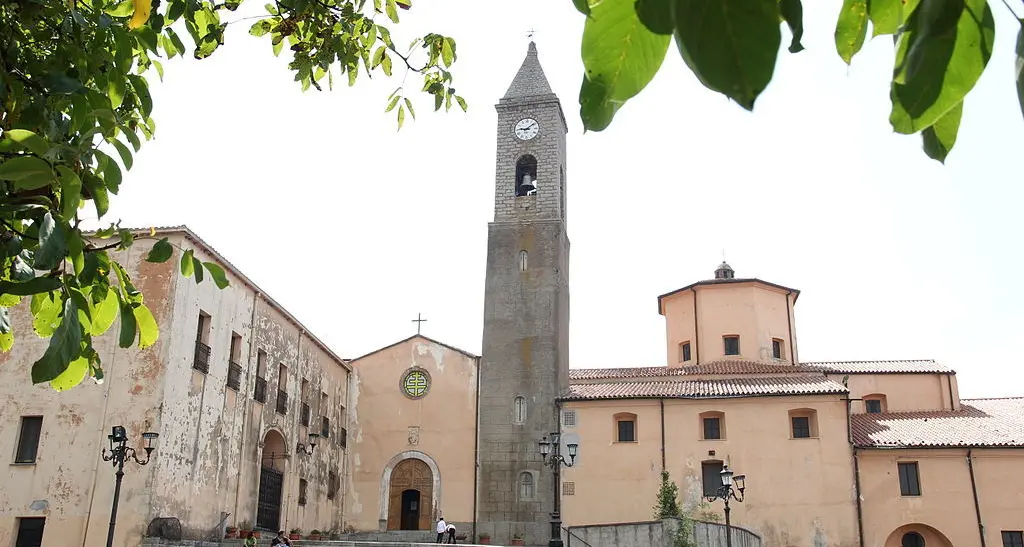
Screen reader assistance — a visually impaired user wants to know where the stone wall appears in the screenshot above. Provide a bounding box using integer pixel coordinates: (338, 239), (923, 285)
(566, 518), (761, 547)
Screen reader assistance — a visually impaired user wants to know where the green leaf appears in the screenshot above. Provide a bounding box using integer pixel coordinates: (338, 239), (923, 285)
(181, 249), (195, 276)
(109, 139), (134, 170)
(108, 76), (127, 109)
(404, 98), (416, 120)
(107, 0), (135, 16)
(635, 0), (674, 34)
(192, 254), (204, 283)
(0, 276), (62, 296)
(118, 300), (137, 348)
(57, 166), (83, 220)
(922, 101), (962, 162)
(1016, 23), (1024, 121)
(202, 261), (230, 289)
(146, 238), (174, 262)
(31, 296), (82, 384)
(127, 75), (153, 118)
(0, 330), (12, 352)
(385, 0), (399, 23)
(250, 19), (272, 36)
(42, 72), (87, 95)
(0, 156), (54, 190)
(779, 0), (805, 53)
(673, 0), (781, 110)
(91, 288), (119, 336)
(382, 53), (393, 76)
(120, 125), (142, 152)
(889, 0), (995, 133)
(95, 150), (123, 193)
(868, 0), (903, 36)
(441, 37), (455, 67)
(0, 294), (20, 307)
(579, 0), (671, 131)
(397, 103), (406, 129)
(133, 304), (159, 348)
(50, 356), (89, 391)
(32, 292), (62, 337)
(573, 0), (591, 15)
(34, 213), (67, 271)
(82, 174), (110, 218)
(579, 76), (621, 132)
(3, 129), (49, 156)
(455, 95), (467, 112)
(835, 0), (869, 64)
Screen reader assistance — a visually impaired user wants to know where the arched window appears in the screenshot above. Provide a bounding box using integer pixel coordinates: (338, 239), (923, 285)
(901, 532), (925, 547)
(519, 471), (535, 500)
(515, 155), (538, 197)
(519, 250), (528, 272)
(513, 396), (527, 424)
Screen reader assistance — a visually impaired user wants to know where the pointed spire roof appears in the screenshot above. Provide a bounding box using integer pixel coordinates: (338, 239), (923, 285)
(501, 41), (555, 101)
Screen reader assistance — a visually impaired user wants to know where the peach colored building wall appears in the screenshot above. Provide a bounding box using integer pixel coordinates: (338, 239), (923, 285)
(856, 448), (1024, 547)
(834, 373), (958, 413)
(561, 395), (859, 547)
(345, 337), (478, 532)
(661, 283), (798, 367)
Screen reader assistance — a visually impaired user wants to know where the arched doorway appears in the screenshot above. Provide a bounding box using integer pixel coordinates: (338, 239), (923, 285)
(257, 430), (287, 531)
(387, 459), (433, 530)
(884, 524), (954, 547)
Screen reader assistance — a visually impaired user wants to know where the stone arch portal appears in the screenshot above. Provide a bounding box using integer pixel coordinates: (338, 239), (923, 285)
(883, 523), (954, 547)
(257, 429), (288, 531)
(379, 451), (441, 531)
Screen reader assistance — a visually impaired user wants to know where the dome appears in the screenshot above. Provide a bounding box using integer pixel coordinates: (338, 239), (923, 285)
(714, 261), (735, 280)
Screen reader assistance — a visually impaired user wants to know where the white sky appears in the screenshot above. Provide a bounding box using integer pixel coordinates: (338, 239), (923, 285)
(93, 0), (1024, 399)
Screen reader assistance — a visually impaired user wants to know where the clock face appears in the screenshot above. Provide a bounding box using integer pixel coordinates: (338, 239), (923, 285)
(515, 118), (539, 140)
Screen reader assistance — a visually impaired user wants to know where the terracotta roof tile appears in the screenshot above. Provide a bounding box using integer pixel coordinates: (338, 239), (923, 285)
(560, 376), (848, 401)
(851, 398), (1024, 448)
(803, 359), (953, 374)
(569, 361), (819, 381)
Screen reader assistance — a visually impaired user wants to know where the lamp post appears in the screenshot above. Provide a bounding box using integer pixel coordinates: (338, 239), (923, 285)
(538, 432), (578, 547)
(296, 432), (320, 456)
(101, 426), (159, 547)
(704, 465), (745, 547)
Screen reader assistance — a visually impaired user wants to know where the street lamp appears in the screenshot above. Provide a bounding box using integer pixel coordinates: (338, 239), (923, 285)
(297, 432), (320, 456)
(705, 465), (745, 547)
(537, 432), (578, 547)
(101, 426), (159, 547)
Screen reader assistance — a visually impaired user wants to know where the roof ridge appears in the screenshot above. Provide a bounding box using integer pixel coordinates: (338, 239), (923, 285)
(962, 396), (1024, 401)
(802, 359), (936, 364)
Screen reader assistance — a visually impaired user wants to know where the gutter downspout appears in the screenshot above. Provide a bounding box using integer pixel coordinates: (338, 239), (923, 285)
(785, 290), (796, 363)
(853, 448), (865, 547)
(692, 290), (700, 363)
(472, 356), (481, 541)
(967, 449), (986, 547)
(659, 399), (666, 472)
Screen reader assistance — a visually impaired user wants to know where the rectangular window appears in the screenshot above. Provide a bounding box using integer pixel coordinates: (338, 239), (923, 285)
(226, 333), (242, 390)
(703, 417), (721, 440)
(320, 392), (330, 438)
(678, 341), (692, 363)
(791, 416), (811, 439)
(723, 336), (740, 356)
(562, 481), (575, 496)
(898, 462), (921, 496)
(15, 517), (45, 547)
(1002, 531), (1024, 547)
(701, 461), (724, 497)
(866, 399), (883, 414)
(15, 416), (43, 464)
(617, 420), (636, 442)
(327, 471), (338, 500)
(772, 339), (783, 359)
(298, 478), (308, 506)
(562, 410), (577, 428)
(253, 350), (267, 403)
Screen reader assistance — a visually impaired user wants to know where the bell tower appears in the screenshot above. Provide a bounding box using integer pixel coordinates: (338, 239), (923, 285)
(477, 41), (570, 546)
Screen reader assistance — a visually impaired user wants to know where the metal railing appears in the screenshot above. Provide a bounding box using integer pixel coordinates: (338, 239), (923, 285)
(276, 390), (288, 415)
(193, 341), (211, 373)
(227, 361), (242, 390)
(253, 377), (267, 403)
(564, 527), (593, 547)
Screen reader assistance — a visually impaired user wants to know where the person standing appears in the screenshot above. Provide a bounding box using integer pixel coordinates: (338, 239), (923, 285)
(436, 517), (447, 543)
(446, 522), (457, 544)
(271, 530), (292, 546)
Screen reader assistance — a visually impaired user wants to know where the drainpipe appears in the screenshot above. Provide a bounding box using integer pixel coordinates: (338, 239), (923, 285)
(967, 449), (986, 547)
(659, 399), (666, 472)
(81, 321), (120, 547)
(785, 290), (796, 363)
(692, 290), (700, 363)
(853, 448), (865, 547)
(472, 356), (481, 541)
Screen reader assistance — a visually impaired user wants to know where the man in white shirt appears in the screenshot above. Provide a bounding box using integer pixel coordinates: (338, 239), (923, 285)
(446, 522), (457, 544)
(436, 517), (447, 543)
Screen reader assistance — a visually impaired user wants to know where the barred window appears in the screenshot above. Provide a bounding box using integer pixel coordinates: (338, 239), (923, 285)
(562, 481), (575, 496)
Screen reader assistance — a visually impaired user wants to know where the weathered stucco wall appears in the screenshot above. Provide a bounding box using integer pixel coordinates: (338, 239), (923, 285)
(858, 448), (1024, 547)
(837, 373), (956, 413)
(567, 518), (761, 547)
(561, 394), (859, 547)
(0, 239), (175, 547)
(345, 337), (477, 532)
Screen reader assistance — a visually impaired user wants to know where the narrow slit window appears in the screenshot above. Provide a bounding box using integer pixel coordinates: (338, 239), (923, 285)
(519, 250), (528, 272)
(513, 396), (527, 424)
(679, 342), (692, 363)
(772, 338), (784, 359)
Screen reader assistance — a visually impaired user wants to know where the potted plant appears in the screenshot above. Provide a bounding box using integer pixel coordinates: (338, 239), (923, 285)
(511, 532), (526, 546)
(329, 529), (341, 540)
(289, 528), (301, 540)
(478, 532), (491, 544)
(224, 525), (238, 539)
(308, 529), (322, 541)
(239, 522), (255, 539)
